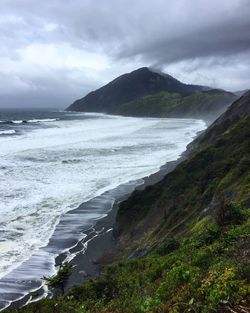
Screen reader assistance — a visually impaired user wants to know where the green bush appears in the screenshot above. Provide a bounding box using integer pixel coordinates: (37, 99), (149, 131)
(200, 265), (249, 311)
(157, 263), (200, 301)
(155, 238), (180, 256)
(216, 201), (247, 226)
(43, 262), (72, 294)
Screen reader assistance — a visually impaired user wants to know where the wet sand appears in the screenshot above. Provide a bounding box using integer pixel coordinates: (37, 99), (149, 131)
(65, 153), (187, 290)
(7, 152), (187, 310)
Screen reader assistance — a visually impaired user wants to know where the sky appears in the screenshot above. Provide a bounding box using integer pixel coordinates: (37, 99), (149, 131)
(0, 0), (250, 108)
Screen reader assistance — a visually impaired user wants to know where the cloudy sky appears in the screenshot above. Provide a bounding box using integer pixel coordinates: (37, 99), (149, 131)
(0, 0), (250, 108)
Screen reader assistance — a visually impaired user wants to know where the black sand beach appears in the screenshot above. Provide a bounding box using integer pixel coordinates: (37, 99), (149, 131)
(65, 153), (188, 289)
(6, 151), (188, 310)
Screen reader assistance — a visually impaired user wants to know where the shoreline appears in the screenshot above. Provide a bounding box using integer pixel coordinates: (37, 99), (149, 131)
(3, 113), (205, 311)
(65, 153), (187, 291)
(6, 150), (188, 311)
(0, 112), (207, 311)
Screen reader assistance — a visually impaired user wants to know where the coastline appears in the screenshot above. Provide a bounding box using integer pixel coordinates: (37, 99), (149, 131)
(6, 148), (189, 311)
(0, 113), (207, 311)
(4, 110), (209, 312)
(65, 153), (187, 291)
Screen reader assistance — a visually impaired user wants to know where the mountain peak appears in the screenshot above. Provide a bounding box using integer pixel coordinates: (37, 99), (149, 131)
(132, 67), (179, 82)
(132, 66), (151, 73)
(66, 67), (205, 113)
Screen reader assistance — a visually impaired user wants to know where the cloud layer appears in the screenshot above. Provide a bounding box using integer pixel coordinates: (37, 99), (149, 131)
(0, 0), (249, 108)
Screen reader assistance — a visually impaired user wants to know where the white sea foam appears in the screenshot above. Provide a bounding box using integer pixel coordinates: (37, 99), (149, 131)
(0, 129), (16, 135)
(11, 120), (23, 124)
(0, 114), (206, 288)
(27, 118), (58, 123)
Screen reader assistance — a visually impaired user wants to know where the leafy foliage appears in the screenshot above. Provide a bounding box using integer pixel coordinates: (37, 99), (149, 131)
(43, 262), (72, 294)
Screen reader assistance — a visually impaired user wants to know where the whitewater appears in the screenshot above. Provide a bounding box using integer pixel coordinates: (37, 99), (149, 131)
(0, 111), (206, 308)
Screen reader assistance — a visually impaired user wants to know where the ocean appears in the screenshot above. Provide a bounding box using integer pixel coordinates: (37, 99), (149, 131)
(0, 109), (206, 309)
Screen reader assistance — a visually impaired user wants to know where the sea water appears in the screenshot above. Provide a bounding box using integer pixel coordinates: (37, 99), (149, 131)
(0, 109), (206, 308)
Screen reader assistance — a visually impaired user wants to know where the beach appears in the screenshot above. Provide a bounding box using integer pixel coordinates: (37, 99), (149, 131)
(65, 151), (188, 290)
(6, 150), (188, 310)
(0, 111), (205, 310)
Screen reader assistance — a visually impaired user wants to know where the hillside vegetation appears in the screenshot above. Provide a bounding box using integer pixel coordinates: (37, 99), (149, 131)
(116, 90), (236, 121)
(66, 67), (236, 122)
(10, 93), (250, 312)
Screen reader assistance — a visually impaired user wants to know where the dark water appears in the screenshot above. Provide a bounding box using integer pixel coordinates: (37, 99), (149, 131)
(0, 108), (104, 136)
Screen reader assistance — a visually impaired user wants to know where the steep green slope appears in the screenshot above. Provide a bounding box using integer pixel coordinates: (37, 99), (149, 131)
(115, 115), (250, 243)
(10, 93), (250, 312)
(117, 89), (236, 122)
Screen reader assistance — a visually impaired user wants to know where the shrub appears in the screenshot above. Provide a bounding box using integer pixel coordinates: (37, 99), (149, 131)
(200, 266), (249, 311)
(156, 263), (200, 301)
(43, 262), (72, 294)
(155, 238), (180, 256)
(216, 201), (247, 226)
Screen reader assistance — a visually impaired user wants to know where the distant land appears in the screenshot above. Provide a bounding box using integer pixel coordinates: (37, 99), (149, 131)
(66, 67), (237, 122)
(233, 89), (249, 97)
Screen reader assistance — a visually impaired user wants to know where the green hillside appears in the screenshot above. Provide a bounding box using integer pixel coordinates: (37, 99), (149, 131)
(10, 93), (250, 312)
(117, 90), (236, 122)
(66, 67), (236, 122)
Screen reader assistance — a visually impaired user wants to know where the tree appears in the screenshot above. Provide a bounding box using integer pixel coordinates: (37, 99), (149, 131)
(43, 262), (72, 294)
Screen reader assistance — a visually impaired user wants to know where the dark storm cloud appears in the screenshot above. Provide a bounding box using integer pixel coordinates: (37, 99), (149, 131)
(0, 0), (249, 108)
(3, 0), (250, 61)
(116, 1), (250, 65)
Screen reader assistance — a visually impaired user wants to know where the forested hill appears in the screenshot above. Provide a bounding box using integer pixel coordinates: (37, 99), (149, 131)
(66, 67), (236, 122)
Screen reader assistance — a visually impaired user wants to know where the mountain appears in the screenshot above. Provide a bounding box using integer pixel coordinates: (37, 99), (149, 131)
(66, 67), (209, 113)
(66, 67), (237, 122)
(14, 92), (250, 312)
(234, 89), (249, 97)
(116, 89), (237, 122)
